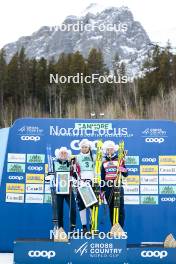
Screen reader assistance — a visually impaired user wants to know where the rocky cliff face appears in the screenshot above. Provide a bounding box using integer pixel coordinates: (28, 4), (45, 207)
(3, 4), (151, 76)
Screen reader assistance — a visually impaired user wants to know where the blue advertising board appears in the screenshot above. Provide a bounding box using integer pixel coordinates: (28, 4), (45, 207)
(13, 238), (127, 264)
(1, 118), (176, 252)
(13, 239), (176, 264)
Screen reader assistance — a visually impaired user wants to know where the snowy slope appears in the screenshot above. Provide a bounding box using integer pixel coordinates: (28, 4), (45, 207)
(80, 3), (115, 16)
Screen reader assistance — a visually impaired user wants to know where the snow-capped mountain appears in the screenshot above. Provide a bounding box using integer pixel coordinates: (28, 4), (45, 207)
(3, 4), (151, 77)
(80, 3), (115, 16)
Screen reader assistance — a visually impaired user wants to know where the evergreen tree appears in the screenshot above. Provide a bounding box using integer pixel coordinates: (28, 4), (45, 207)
(87, 48), (106, 112)
(0, 49), (7, 126)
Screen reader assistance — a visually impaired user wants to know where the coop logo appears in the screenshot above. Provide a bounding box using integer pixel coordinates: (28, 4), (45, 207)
(8, 176), (24, 181)
(127, 168), (138, 173)
(142, 158), (157, 163)
(75, 242), (88, 256)
(28, 250), (56, 259)
(21, 136), (40, 142)
(141, 250), (168, 259)
(161, 197), (176, 203)
(27, 166), (43, 172)
(107, 168), (117, 173)
(145, 138), (164, 144)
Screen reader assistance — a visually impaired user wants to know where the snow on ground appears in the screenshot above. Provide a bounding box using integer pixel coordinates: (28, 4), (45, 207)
(0, 253), (13, 264)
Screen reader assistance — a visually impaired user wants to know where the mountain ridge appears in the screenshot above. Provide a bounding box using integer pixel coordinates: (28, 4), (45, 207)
(2, 4), (151, 77)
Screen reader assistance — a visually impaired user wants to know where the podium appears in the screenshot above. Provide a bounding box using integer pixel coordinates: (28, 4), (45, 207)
(13, 238), (176, 264)
(13, 237), (127, 264)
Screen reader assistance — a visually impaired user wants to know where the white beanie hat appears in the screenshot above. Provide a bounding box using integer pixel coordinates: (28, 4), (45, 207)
(55, 147), (72, 159)
(79, 139), (92, 149)
(102, 140), (119, 153)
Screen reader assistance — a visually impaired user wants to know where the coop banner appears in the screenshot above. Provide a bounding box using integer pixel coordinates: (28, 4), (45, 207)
(0, 118), (176, 251)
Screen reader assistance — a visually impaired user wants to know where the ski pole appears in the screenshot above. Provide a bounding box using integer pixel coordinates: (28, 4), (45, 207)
(46, 145), (58, 234)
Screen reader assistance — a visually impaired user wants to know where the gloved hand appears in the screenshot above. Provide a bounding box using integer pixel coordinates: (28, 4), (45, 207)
(45, 174), (55, 187)
(45, 175), (51, 182)
(118, 166), (128, 173)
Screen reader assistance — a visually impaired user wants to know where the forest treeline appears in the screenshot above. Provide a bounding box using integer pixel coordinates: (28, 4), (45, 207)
(0, 43), (176, 127)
